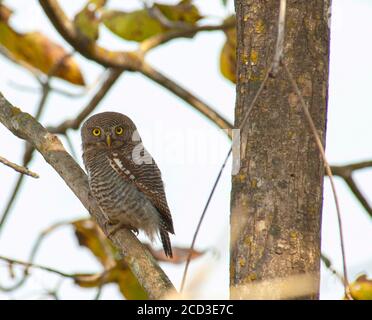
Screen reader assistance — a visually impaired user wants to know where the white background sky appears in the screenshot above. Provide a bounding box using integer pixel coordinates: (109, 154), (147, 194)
(0, 0), (371, 300)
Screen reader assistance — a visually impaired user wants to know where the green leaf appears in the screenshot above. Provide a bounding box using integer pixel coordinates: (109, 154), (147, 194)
(154, 0), (202, 24)
(73, 3), (101, 42)
(74, 264), (148, 299)
(102, 0), (202, 42)
(116, 266), (148, 300)
(102, 9), (165, 42)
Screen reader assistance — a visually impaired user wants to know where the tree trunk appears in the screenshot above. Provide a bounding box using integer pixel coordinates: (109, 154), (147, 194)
(230, 0), (331, 299)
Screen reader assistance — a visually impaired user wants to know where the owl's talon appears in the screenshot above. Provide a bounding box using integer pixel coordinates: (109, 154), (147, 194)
(105, 222), (139, 238)
(106, 223), (121, 238)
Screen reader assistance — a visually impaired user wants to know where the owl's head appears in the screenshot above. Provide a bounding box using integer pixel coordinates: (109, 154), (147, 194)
(81, 112), (140, 150)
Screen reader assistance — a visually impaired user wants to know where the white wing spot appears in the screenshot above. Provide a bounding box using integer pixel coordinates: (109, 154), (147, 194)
(130, 175), (135, 180)
(113, 157), (124, 170)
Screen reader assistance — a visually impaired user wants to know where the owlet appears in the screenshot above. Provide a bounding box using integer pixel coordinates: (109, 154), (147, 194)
(81, 112), (174, 257)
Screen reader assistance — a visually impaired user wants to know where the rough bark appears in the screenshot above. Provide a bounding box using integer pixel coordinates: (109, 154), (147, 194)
(231, 0), (330, 299)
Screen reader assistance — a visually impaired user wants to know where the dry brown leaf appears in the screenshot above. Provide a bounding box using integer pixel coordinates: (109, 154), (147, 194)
(148, 245), (204, 264)
(73, 219), (116, 269)
(0, 9), (85, 86)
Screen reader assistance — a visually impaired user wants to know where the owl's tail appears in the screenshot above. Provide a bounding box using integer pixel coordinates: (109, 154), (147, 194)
(160, 229), (173, 258)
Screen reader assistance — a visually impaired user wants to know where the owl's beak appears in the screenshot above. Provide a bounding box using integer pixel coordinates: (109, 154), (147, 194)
(106, 134), (112, 147)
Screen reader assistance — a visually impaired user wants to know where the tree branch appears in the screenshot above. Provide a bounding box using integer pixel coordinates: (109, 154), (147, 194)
(0, 155), (39, 178)
(331, 161), (372, 218)
(0, 53), (73, 235)
(139, 21), (235, 53)
(38, 0), (142, 70)
(0, 255), (76, 279)
(48, 69), (122, 134)
(38, 0), (233, 137)
(0, 92), (176, 299)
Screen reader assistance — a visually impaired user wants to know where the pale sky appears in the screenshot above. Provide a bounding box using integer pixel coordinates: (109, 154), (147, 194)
(0, 0), (371, 300)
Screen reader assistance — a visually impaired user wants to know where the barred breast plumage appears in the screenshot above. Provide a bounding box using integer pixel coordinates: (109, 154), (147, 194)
(83, 148), (161, 239)
(81, 112), (174, 257)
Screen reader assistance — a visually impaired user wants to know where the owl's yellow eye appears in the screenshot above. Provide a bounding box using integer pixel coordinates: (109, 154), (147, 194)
(115, 126), (124, 135)
(92, 128), (101, 136)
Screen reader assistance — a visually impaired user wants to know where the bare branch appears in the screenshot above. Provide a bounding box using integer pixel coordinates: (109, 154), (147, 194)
(0, 92), (176, 299)
(39, 0), (233, 137)
(139, 21), (236, 54)
(0, 52), (74, 236)
(0, 220), (77, 292)
(39, 0), (141, 70)
(48, 69), (122, 134)
(142, 1), (195, 30)
(331, 161), (372, 218)
(0, 47), (43, 84)
(0, 255), (76, 279)
(0, 155), (39, 178)
(321, 253), (344, 284)
(332, 160), (372, 172)
(0, 174), (25, 237)
(180, 65), (271, 291)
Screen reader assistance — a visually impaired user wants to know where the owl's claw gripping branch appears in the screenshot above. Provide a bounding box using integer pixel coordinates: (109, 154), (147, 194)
(0, 92), (176, 299)
(106, 222), (140, 238)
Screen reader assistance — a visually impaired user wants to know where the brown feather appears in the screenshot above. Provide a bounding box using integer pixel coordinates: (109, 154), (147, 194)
(108, 145), (174, 234)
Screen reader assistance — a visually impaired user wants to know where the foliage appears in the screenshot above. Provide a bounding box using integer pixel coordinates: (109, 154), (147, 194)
(72, 218), (203, 299)
(102, 1), (202, 42)
(219, 15), (236, 83)
(0, 4), (85, 85)
(349, 275), (372, 300)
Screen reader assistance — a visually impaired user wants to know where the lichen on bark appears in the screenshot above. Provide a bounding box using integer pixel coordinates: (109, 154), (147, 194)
(231, 0), (330, 300)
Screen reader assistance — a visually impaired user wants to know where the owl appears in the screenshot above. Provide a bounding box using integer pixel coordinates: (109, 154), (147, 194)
(81, 112), (174, 257)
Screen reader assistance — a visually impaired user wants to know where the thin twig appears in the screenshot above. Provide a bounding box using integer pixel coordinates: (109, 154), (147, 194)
(0, 52), (74, 236)
(180, 67), (272, 292)
(35, 51), (75, 120)
(48, 69), (122, 134)
(7, 80), (94, 99)
(321, 253), (344, 284)
(343, 176), (371, 219)
(141, 0), (193, 30)
(64, 132), (78, 160)
(332, 161), (372, 172)
(0, 93), (176, 298)
(180, 148), (231, 292)
(0, 47), (43, 84)
(0, 255), (76, 278)
(0, 155), (39, 178)
(0, 220), (69, 292)
(39, 0), (233, 138)
(0, 174), (25, 237)
(282, 61), (351, 299)
(139, 21), (235, 53)
(332, 161), (372, 218)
